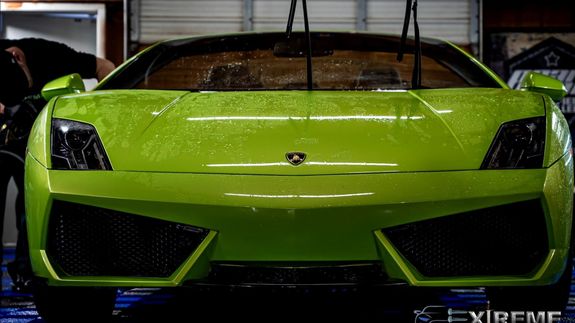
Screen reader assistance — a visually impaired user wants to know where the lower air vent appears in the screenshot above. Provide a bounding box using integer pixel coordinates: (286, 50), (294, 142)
(47, 201), (209, 277)
(383, 200), (548, 277)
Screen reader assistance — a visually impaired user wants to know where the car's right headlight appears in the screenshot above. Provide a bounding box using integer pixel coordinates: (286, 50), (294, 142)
(481, 117), (546, 169)
(51, 118), (112, 170)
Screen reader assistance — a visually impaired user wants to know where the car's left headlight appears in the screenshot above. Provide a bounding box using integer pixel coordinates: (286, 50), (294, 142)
(51, 118), (112, 170)
(481, 117), (546, 169)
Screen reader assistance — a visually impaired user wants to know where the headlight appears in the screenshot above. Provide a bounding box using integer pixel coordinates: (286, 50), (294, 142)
(51, 119), (112, 170)
(481, 117), (545, 169)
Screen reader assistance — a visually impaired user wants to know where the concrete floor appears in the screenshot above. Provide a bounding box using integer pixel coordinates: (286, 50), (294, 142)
(1, 248), (575, 322)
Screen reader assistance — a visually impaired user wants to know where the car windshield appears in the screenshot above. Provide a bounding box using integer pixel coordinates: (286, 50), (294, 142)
(100, 32), (501, 91)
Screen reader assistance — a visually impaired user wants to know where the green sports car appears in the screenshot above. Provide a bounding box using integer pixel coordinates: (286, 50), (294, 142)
(25, 31), (572, 320)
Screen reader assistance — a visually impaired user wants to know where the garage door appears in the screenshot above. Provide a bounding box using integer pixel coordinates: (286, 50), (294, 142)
(139, 0), (244, 43)
(367, 0), (470, 44)
(139, 0), (471, 44)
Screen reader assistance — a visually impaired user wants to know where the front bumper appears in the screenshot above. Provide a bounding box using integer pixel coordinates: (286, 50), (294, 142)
(25, 152), (573, 288)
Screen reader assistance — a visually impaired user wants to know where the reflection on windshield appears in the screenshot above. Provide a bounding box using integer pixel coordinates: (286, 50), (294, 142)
(138, 51), (467, 91)
(101, 32), (502, 91)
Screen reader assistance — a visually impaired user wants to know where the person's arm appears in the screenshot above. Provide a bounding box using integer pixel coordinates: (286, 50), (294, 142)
(96, 57), (116, 81)
(17, 39), (116, 82)
(0, 103), (4, 116)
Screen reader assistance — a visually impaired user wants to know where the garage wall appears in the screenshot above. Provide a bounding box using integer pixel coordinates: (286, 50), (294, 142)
(252, 0), (356, 31)
(1, 0), (125, 65)
(138, 0), (472, 44)
(139, 0), (243, 43)
(367, 0), (470, 44)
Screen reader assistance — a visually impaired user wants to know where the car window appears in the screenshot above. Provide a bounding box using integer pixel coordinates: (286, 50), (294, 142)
(102, 33), (501, 91)
(135, 50), (469, 90)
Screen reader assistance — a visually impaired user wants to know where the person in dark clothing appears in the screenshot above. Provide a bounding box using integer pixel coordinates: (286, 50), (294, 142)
(0, 94), (37, 292)
(0, 38), (115, 291)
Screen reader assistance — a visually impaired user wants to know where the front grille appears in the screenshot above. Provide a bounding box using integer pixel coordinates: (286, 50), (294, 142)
(47, 201), (209, 277)
(383, 200), (548, 277)
(207, 263), (387, 286)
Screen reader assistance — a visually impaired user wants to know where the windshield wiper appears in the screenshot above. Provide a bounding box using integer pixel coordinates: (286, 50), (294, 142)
(286, 0), (313, 90)
(397, 0), (422, 89)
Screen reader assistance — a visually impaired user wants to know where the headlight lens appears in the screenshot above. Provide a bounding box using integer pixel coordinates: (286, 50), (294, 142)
(481, 117), (545, 169)
(51, 119), (112, 170)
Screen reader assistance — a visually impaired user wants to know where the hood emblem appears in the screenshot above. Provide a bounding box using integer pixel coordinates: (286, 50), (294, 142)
(286, 152), (306, 166)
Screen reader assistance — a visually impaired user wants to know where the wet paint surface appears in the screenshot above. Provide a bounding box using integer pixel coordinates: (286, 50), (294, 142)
(47, 89), (548, 175)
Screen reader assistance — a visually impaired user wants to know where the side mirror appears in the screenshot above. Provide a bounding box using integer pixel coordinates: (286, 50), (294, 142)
(520, 71), (567, 102)
(41, 73), (85, 101)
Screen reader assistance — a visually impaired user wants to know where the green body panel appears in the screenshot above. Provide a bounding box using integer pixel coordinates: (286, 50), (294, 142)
(544, 96), (572, 167)
(25, 32), (574, 289)
(521, 71), (568, 101)
(50, 89), (546, 175)
(444, 40), (509, 89)
(27, 98), (53, 167)
(25, 150), (573, 287)
(41, 73), (85, 102)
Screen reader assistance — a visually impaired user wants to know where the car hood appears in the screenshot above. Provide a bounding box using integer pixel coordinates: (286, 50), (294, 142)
(52, 89), (545, 175)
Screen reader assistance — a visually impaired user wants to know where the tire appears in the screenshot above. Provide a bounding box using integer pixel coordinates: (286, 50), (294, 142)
(486, 255), (573, 312)
(32, 279), (117, 323)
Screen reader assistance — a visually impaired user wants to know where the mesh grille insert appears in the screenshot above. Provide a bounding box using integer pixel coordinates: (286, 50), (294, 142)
(383, 200), (548, 277)
(47, 201), (209, 277)
(207, 262), (387, 286)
